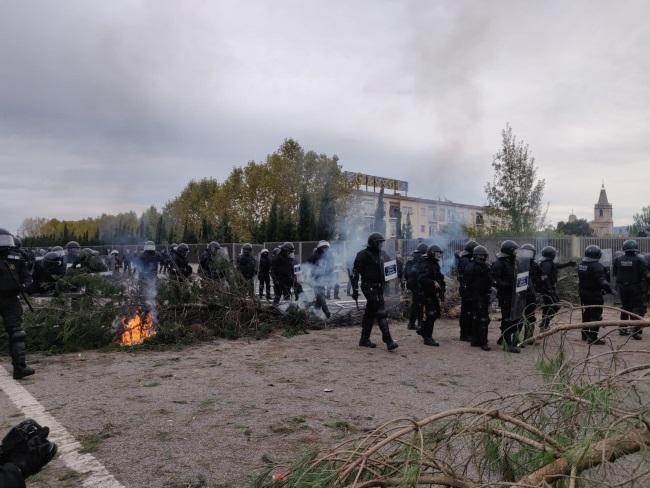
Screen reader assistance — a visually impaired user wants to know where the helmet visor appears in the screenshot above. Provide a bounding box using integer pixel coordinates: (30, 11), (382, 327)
(0, 235), (15, 247)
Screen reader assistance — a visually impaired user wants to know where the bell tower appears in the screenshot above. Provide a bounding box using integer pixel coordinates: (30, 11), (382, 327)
(590, 183), (613, 236)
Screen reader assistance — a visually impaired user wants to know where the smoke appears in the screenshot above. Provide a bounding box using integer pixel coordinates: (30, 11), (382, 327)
(144, 278), (158, 326)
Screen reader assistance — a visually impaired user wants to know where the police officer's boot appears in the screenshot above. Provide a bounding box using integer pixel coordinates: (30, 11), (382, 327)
(379, 319), (398, 351)
(10, 333), (35, 380)
(359, 317), (376, 348)
(504, 328), (520, 354)
(359, 337), (377, 348)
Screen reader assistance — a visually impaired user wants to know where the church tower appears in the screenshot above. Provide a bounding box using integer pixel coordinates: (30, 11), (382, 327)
(590, 184), (613, 236)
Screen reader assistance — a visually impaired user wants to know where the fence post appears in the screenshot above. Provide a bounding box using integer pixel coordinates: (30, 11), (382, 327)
(571, 236), (580, 258)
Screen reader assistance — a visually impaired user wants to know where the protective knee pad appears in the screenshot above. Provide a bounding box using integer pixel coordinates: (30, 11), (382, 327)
(9, 329), (26, 344)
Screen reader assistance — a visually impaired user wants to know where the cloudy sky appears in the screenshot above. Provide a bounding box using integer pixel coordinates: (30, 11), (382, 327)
(2, 0), (649, 234)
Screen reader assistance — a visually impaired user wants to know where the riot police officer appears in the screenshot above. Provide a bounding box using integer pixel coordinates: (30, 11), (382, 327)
(306, 241), (335, 318)
(464, 245), (492, 351)
(65, 240), (81, 268)
(77, 248), (108, 273)
(416, 244), (445, 346)
(404, 242), (428, 330)
(538, 246), (576, 330)
(578, 245), (614, 344)
(457, 240), (479, 342)
(491, 240), (521, 353)
(613, 239), (650, 339)
(271, 242), (297, 304)
(257, 249), (272, 299)
(169, 243), (193, 280)
(27, 251), (66, 295)
(199, 241), (230, 282)
(520, 243), (543, 342)
(351, 233), (398, 351)
(0, 229), (35, 379)
(138, 241), (162, 281)
(236, 243), (257, 295)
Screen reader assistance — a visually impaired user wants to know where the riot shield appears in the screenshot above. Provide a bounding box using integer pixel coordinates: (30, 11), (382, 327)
(510, 248), (534, 321)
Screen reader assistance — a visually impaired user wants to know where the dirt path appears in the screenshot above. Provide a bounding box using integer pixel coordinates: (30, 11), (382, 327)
(0, 316), (635, 488)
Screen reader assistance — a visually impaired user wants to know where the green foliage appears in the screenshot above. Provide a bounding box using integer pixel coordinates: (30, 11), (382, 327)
(629, 206), (650, 236)
(556, 218), (593, 236)
(297, 191), (316, 241)
(485, 124), (546, 234)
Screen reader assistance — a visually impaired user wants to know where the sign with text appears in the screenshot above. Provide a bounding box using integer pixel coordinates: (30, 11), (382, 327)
(345, 171), (408, 193)
(515, 271), (530, 293)
(384, 260), (398, 281)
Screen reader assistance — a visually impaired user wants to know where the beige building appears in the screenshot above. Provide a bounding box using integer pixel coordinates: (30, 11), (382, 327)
(590, 184), (614, 237)
(344, 189), (488, 240)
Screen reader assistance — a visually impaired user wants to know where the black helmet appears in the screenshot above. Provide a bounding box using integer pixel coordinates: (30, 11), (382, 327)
(272, 247), (281, 256)
(461, 240), (479, 257)
(0, 228), (15, 248)
(520, 243), (537, 258)
(583, 245), (602, 262)
(13, 236), (22, 248)
(541, 246), (557, 260)
(427, 244), (443, 260)
(143, 240), (156, 252)
(415, 242), (428, 254)
(497, 240), (519, 258)
(623, 239), (639, 254)
(177, 243), (190, 257)
(472, 245), (489, 262)
(367, 232), (385, 250)
(242, 243), (253, 254)
(43, 251), (64, 273)
(280, 242), (295, 254)
(317, 240), (330, 250)
(171, 243), (178, 251)
(208, 241), (221, 252)
(50, 245), (64, 257)
(65, 241), (80, 250)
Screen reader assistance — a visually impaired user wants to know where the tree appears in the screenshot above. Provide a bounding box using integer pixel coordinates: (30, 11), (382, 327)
(316, 182), (337, 240)
(485, 124), (546, 234)
(395, 211), (403, 239)
(556, 219), (593, 236)
(216, 212), (236, 243)
(403, 212), (413, 239)
(373, 187), (386, 234)
(266, 198), (280, 242)
(629, 207), (650, 236)
(297, 190), (316, 241)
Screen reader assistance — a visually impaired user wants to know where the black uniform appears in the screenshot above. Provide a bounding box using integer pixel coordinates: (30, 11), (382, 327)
(258, 253), (272, 299)
(0, 463), (24, 488)
(138, 251), (162, 281)
(405, 252), (424, 329)
(396, 255), (404, 291)
(491, 256), (519, 348)
(271, 253), (295, 304)
(578, 259), (613, 342)
(465, 260), (492, 348)
(236, 252), (257, 295)
(198, 250), (227, 282)
(538, 259), (575, 330)
(613, 253), (649, 336)
(352, 247), (397, 348)
(0, 248), (33, 379)
(522, 260), (543, 340)
(417, 255), (445, 344)
(27, 259), (65, 296)
(169, 252), (192, 280)
(457, 253), (473, 341)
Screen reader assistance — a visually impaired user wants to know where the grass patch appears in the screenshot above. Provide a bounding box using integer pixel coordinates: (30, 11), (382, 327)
(270, 416), (309, 434)
(79, 423), (117, 454)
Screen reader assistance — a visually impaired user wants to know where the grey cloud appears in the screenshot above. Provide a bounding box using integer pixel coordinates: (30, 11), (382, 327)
(1, 0), (649, 234)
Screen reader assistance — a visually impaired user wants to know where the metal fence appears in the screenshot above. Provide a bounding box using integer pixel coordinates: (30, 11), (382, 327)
(31, 237), (650, 265)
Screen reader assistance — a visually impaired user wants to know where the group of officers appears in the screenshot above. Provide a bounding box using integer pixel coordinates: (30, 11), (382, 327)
(403, 237), (650, 353)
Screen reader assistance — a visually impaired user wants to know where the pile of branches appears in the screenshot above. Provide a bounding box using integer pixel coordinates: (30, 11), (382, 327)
(253, 310), (650, 487)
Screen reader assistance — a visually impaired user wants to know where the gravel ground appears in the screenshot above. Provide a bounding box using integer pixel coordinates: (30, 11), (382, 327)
(0, 313), (644, 488)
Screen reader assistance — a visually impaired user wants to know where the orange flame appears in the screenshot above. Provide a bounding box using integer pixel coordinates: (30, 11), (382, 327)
(119, 309), (156, 346)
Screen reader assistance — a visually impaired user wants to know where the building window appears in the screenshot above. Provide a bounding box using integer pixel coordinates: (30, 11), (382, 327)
(389, 204), (400, 218)
(420, 225), (425, 233)
(599, 209), (603, 217)
(476, 213), (484, 226)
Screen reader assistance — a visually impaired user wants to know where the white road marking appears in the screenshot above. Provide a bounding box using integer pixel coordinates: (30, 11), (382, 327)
(0, 366), (125, 488)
